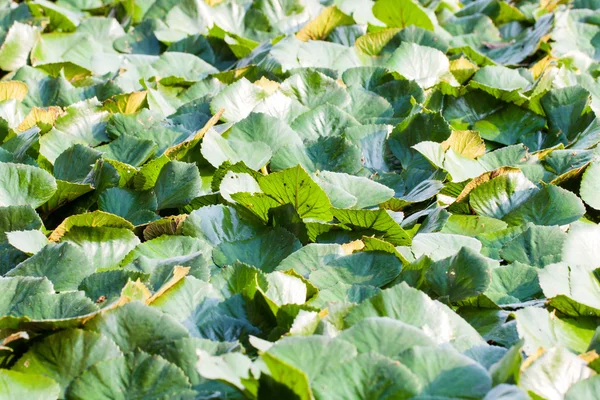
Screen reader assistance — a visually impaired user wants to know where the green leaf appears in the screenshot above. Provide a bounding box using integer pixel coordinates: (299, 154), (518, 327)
(309, 251), (403, 289)
(7, 242), (93, 291)
(469, 170), (538, 219)
(0, 22), (39, 71)
(388, 111), (451, 170)
(258, 165), (333, 222)
(0, 163), (57, 208)
(499, 224), (566, 268)
(259, 351), (313, 400)
(541, 86), (592, 142)
(211, 78), (268, 122)
(152, 52), (218, 85)
(562, 223), (600, 268)
(0, 370), (60, 400)
(98, 188), (158, 226)
(122, 235), (211, 287)
(566, 376), (600, 400)
(213, 228), (302, 273)
(96, 135), (157, 167)
(314, 171), (394, 209)
(332, 209), (412, 246)
(150, 276), (260, 341)
(296, 6), (354, 41)
(483, 262), (541, 305)
(412, 232), (482, 261)
(154, 160), (204, 210)
(425, 247), (493, 303)
(469, 66), (530, 104)
(265, 336), (357, 383)
(66, 350), (193, 399)
(515, 307), (596, 354)
(337, 317), (435, 358)
(520, 347), (595, 400)
(397, 346), (492, 398)
(78, 270), (148, 306)
(6, 229), (48, 255)
(61, 226), (140, 270)
(280, 71), (350, 110)
(181, 204), (264, 245)
(581, 162), (600, 210)
(12, 329), (122, 397)
(84, 301), (189, 353)
(373, 0), (435, 30)
(539, 262), (600, 317)
(387, 43), (450, 88)
(502, 185), (586, 227)
(345, 282), (486, 351)
(313, 352), (421, 399)
(29, 0), (82, 32)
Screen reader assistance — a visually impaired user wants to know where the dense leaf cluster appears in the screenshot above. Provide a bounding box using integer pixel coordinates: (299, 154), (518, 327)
(0, 0), (600, 398)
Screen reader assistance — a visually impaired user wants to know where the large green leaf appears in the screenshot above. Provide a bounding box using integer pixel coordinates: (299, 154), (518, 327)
(397, 346), (492, 398)
(562, 223), (600, 268)
(181, 204), (264, 246)
(211, 78), (268, 122)
(258, 165), (333, 222)
(515, 307), (596, 354)
(0, 370), (60, 400)
(387, 43), (450, 88)
(425, 246), (493, 303)
(12, 329), (122, 397)
(539, 262), (600, 317)
(0, 163), (57, 208)
(337, 317), (435, 358)
(154, 160), (204, 210)
(372, 0), (435, 30)
(0, 22), (39, 71)
(469, 171), (538, 219)
(61, 226), (140, 270)
(84, 301), (189, 353)
(345, 282), (486, 351)
(313, 352), (420, 399)
(332, 208), (411, 246)
(7, 242), (93, 291)
(581, 162), (600, 210)
(520, 347), (595, 400)
(122, 235), (211, 287)
(502, 185), (586, 226)
(213, 228), (302, 273)
(66, 350), (194, 399)
(314, 171), (394, 209)
(150, 276), (260, 341)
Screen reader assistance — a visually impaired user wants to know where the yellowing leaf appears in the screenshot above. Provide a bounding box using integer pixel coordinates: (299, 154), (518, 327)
(147, 266), (191, 304)
(530, 55), (555, 80)
(164, 108), (224, 159)
(341, 239), (365, 254)
(119, 279), (152, 305)
(253, 76), (280, 95)
(213, 65), (254, 84)
(0, 81), (28, 102)
(18, 106), (64, 133)
(449, 57), (479, 84)
(142, 214), (188, 241)
(49, 211), (134, 242)
(355, 28), (402, 56)
(442, 130), (486, 159)
(296, 6), (354, 42)
(455, 167), (522, 203)
(103, 91), (148, 114)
